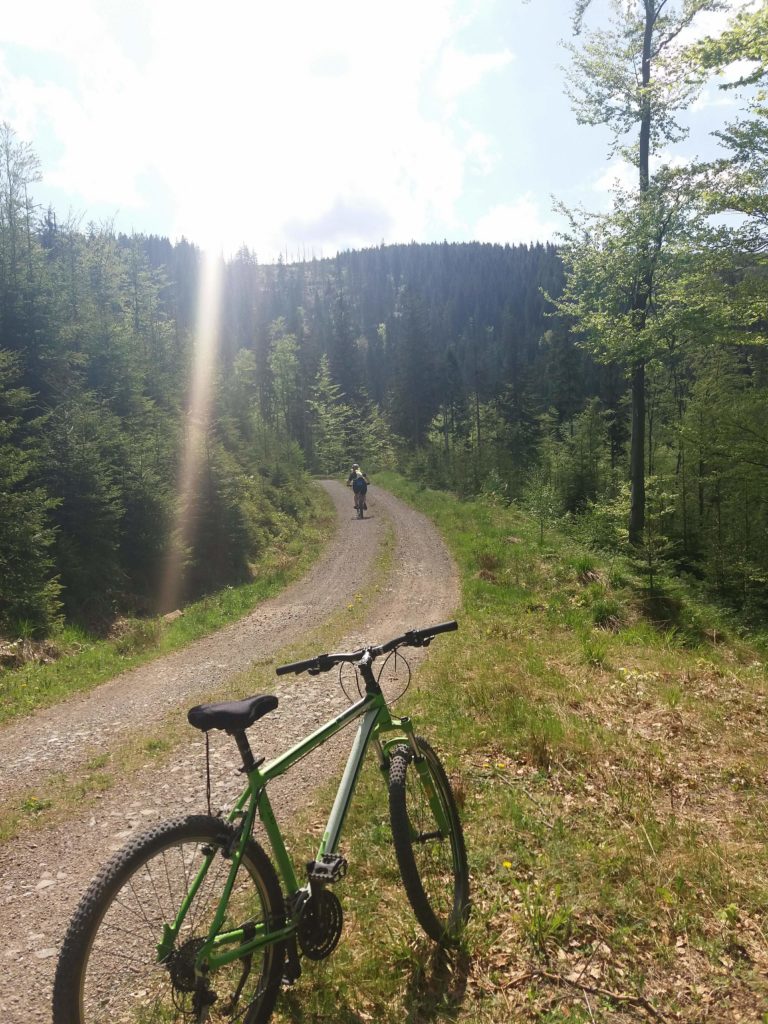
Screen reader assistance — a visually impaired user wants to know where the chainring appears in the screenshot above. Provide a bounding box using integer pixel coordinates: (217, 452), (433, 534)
(297, 888), (343, 961)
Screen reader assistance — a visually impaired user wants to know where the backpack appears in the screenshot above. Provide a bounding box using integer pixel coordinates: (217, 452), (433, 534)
(352, 473), (367, 493)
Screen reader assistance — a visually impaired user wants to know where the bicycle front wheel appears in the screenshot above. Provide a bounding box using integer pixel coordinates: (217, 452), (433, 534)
(389, 737), (470, 943)
(53, 815), (285, 1024)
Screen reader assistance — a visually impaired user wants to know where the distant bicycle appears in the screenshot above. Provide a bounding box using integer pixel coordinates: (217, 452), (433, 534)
(347, 463), (370, 518)
(53, 621), (469, 1024)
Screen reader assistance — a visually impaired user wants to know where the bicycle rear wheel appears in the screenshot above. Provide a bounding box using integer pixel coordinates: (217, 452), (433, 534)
(389, 737), (470, 944)
(53, 815), (285, 1024)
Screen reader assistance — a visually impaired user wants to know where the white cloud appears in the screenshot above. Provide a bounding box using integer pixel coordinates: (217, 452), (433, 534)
(675, 0), (757, 47)
(593, 159), (637, 196)
(592, 151), (690, 200)
(474, 194), (559, 245)
(462, 128), (498, 177)
(680, 1), (761, 112)
(692, 56), (759, 113)
(0, 0), (518, 257)
(433, 45), (514, 105)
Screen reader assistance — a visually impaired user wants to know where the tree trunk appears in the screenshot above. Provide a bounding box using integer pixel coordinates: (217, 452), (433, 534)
(629, 359), (646, 545)
(628, 2), (654, 544)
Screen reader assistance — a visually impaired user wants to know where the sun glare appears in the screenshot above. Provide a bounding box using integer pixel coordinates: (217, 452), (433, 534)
(158, 250), (224, 612)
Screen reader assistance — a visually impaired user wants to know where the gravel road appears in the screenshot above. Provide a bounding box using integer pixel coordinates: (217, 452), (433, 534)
(0, 479), (459, 1023)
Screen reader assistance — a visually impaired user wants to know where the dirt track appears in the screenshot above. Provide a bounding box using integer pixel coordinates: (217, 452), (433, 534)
(0, 479), (459, 1023)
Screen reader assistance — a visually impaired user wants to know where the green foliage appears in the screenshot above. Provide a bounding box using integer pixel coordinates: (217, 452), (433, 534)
(38, 399), (126, 624)
(521, 468), (562, 545)
(580, 629), (610, 667)
(0, 351), (61, 634)
(268, 318), (301, 439)
(689, 3), (768, 90)
(555, 180), (716, 364)
(560, 2), (739, 549)
(678, 350), (768, 617)
(566, 1), (721, 154)
(0, 125), (312, 636)
(519, 885), (574, 956)
(307, 353), (354, 473)
(0, 484), (334, 724)
(689, 5), (768, 253)
(113, 619), (161, 656)
(633, 475), (676, 593)
(307, 353), (398, 475)
(590, 591), (623, 630)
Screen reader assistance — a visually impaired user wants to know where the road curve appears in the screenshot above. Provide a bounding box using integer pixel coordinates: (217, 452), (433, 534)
(0, 479), (459, 1023)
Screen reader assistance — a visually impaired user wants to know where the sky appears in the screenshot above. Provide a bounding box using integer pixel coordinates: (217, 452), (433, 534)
(0, 0), (756, 261)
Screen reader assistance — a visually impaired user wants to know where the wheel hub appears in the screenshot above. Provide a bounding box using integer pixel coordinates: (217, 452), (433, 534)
(166, 936), (206, 993)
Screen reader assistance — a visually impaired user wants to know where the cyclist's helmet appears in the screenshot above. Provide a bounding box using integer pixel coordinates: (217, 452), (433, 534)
(352, 463), (359, 470)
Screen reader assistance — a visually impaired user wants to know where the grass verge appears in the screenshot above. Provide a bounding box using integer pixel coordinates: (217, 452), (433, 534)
(268, 473), (768, 1024)
(7, 476), (767, 1020)
(0, 483), (336, 725)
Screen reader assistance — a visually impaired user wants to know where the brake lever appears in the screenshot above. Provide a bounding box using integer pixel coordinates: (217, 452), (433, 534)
(410, 635), (432, 648)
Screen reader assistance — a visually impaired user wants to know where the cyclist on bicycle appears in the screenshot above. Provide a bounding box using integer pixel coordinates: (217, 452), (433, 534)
(346, 463), (370, 517)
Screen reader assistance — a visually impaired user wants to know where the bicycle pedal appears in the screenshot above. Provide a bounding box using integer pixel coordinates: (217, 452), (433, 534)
(307, 854), (348, 884)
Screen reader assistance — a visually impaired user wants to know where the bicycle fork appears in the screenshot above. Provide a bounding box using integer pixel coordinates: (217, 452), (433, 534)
(381, 715), (452, 838)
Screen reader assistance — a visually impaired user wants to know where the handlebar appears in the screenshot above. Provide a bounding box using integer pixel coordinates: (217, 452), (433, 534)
(275, 620), (458, 677)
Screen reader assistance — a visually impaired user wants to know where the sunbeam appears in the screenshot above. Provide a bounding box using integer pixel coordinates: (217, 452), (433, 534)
(158, 250), (224, 613)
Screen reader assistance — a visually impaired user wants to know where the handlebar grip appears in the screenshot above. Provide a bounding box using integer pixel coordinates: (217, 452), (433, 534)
(420, 620), (458, 638)
(276, 657), (319, 676)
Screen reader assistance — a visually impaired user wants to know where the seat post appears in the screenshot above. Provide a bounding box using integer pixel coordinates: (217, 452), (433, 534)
(231, 729), (256, 772)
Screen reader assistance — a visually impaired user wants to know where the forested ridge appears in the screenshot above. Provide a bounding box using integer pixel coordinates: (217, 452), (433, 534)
(0, 127), (575, 638)
(1, 1), (767, 642)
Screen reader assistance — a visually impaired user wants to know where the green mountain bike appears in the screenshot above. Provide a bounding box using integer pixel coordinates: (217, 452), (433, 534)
(53, 620), (470, 1024)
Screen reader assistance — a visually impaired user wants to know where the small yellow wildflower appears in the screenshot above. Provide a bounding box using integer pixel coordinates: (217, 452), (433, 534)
(502, 860), (513, 869)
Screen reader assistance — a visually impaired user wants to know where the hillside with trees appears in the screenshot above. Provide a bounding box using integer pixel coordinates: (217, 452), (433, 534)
(1, 4), (767, 641)
(1, 140), (767, 638)
(0, 126), (582, 639)
(0, 125), (308, 635)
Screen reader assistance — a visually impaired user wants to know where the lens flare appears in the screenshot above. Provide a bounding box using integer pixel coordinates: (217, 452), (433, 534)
(158, 250), (223, 612)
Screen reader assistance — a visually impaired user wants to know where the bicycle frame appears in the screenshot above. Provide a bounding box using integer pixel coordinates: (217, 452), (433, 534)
(158, 674), (432, 974)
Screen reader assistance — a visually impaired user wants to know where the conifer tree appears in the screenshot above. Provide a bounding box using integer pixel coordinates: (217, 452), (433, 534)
(308, 354), (354, 473)
(0, 351), (60, 632)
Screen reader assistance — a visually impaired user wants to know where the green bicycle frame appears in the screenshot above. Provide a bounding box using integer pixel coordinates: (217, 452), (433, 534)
(158, 677), (448, 973)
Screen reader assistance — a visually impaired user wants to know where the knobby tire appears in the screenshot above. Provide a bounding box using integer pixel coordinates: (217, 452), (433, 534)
(388, 737), (470, 944)
(52, 814), (285, 1024)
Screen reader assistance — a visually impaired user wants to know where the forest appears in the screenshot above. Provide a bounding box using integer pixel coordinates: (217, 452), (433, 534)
(0, 1), (766, 639)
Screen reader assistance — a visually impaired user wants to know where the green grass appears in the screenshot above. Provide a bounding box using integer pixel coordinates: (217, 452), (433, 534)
(0, 483), (336, 725)
(6, 472), (767, 1019)
(269, 472), (768, 1023)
